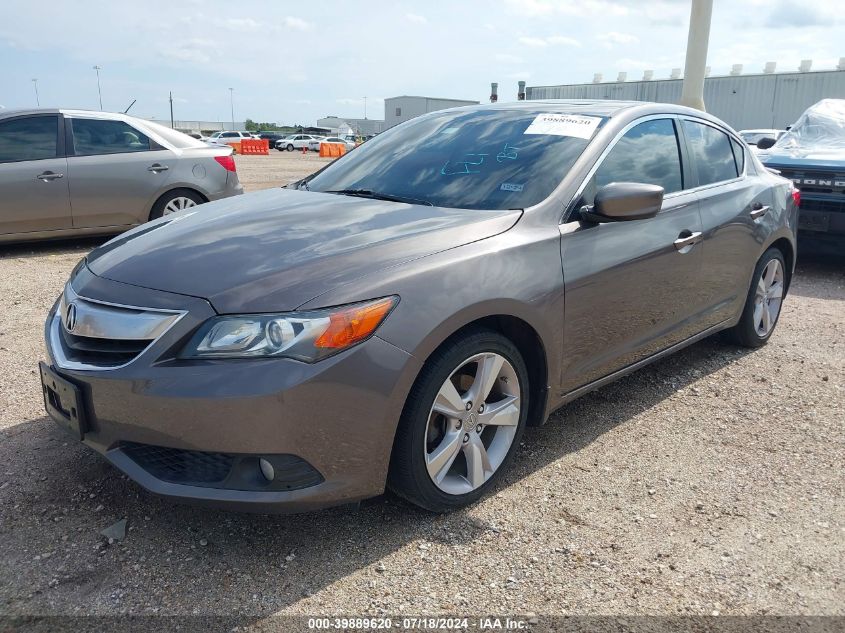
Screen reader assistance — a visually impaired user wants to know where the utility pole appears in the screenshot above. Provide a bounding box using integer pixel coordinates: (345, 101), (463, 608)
(363, 96), (367, 119)
(169, 91), (174, 128)
(93, 65), (103, 110)
(32, 79), (39, 106)
(228, 88), (235, 130)
(679, 0), (713, 112)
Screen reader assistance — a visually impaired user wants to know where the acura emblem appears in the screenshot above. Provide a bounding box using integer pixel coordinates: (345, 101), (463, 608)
(64, 302), (78, 332)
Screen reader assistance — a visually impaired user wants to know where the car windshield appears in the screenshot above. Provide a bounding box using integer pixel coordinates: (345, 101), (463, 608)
(770, 99), (845, 155)
(307, 108), (602, 209)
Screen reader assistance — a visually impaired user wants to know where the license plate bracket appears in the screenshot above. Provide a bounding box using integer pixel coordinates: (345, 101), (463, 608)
(798, 210), (830, 233)
(39, 362), (86, 440)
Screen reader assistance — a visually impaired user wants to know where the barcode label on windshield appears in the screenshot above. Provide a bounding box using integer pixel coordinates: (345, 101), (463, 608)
(524, 114), (602, 139)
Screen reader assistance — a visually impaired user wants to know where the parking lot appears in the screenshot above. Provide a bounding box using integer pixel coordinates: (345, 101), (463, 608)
(0, 152), (843, 625)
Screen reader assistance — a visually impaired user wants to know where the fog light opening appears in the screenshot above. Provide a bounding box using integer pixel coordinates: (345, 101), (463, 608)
(259, 458), (275, 482)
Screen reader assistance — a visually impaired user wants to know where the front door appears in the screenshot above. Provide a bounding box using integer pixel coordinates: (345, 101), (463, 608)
(0, 114), (72, 235)
(560, 117), (707, 392)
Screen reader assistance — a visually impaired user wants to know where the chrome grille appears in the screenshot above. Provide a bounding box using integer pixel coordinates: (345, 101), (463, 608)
(49, 284), (186, 371)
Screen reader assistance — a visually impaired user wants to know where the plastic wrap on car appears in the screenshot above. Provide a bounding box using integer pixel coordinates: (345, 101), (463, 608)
(767, 99), (845, 159)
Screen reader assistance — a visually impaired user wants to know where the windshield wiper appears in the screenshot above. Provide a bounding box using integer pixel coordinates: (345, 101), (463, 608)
(325, 189), (433, 207)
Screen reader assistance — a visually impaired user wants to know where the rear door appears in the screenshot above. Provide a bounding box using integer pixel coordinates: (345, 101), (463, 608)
(679, 118), (771, 327)
(560, 117), (707, 392)
(66, 116), (175, 228)
(0, 114), (72, 235)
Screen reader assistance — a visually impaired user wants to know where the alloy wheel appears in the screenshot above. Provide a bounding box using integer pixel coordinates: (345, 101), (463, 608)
(162, 197), (198, 216)
(753, 258), (784, 336)
(424, 352), (521, 495)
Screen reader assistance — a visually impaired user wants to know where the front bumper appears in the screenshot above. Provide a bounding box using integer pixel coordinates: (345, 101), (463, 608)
(42, 269), (420, 513)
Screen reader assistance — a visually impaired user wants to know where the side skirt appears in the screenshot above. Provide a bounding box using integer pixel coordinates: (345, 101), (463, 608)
(550, 319), (732, 413)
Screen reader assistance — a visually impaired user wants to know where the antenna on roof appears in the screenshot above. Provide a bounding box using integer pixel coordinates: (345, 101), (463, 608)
(123, 99), (136, 114)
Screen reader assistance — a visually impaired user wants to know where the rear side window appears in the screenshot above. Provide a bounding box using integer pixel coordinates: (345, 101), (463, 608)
(596, 118), (683, 194)
(0, 116), (58, 163)
(71, 118), (151, 156)
(682, 120), (738, 186)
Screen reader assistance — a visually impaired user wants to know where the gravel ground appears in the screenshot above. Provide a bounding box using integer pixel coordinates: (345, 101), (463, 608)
(0, 152), (842, 627)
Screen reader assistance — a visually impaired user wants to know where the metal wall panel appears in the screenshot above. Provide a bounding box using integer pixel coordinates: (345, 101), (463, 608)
(383, 97), (479, 128)
(527, 71), (845, 130)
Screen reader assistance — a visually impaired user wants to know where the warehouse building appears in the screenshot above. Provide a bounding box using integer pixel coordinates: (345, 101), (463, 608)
(384, 96), (479, 129)
(526, 66), (845, 131)
(316, 116), (385, 136)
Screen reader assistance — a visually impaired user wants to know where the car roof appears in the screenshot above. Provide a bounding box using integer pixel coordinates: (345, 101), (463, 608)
(441, 99), (741, 131)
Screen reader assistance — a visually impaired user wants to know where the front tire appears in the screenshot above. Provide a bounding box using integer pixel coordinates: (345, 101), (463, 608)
(725, 247), (787, 347)
(388, 329), (529, 512)
(286, 143), (294, 152)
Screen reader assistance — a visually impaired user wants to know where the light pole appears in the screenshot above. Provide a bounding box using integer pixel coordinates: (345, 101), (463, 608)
(679, 0), (713, 112)
(32, 79), (39, 106)
(93, 65), (103, 110)
(363, 96), (367, 119)
(228, 88), (235, 130)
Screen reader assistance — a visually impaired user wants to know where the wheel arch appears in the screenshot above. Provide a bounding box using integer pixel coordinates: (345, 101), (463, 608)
(402, 313), (551, 429)
(147, 186), (210, 221)
(766, 236), (795, 292)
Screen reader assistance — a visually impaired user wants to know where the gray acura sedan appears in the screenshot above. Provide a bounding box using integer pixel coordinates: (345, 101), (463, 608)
(41, 100), (798, 513)
(0, 109), (243, 243)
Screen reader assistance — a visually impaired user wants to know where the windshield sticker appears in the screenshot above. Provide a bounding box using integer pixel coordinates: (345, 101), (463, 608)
(440, 153), (488, 175)
(500, 183), (524, 192)
(496, 142), (520, 162)
(524, 114), (602, 139)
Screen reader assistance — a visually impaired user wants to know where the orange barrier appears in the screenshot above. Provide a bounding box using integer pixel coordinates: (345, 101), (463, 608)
(240, 139), (269, 155)
(319, 142), (347, 158)
(227, 141), (242, 154)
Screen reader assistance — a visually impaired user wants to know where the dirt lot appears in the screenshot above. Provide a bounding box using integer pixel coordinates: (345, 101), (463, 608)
(0, 152), (843, 628)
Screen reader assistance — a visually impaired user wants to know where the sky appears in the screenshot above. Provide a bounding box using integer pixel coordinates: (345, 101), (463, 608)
(1, 0), (842, 126)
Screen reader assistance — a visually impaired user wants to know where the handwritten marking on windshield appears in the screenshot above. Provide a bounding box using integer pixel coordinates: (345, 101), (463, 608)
(440, 153), (489, 176)
(496, 143), (519, 162)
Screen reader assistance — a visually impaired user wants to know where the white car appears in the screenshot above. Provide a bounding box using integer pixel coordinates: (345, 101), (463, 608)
(307, 136), (356, 152)
(739, 129), (786, 153)
(206, 131), (253, 148)
(275, 134), (323, 152)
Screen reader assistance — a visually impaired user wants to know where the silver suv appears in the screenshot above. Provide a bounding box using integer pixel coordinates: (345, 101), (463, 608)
(0, 109), (243, 243)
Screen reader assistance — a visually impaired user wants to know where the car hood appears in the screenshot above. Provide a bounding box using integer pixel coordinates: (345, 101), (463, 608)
(760, 153), (845, 171)
(86, 188), (522, 313)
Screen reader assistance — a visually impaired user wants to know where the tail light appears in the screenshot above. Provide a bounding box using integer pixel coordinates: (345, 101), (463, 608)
(214, 155), (236, 172)
(791, 188), (800, 207)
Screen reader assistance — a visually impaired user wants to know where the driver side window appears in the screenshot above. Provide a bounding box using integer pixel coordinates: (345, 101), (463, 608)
(595, 118), (684, 196)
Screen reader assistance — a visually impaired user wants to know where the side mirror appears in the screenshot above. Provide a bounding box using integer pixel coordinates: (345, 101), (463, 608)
(756, 137), (777, 150)
(583, 182), (664, 222)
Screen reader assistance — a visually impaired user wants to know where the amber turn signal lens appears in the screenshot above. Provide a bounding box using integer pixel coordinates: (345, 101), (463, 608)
(314, 297), (398, 349)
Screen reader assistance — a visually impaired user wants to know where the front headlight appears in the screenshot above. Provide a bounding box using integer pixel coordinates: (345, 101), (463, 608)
(179, 296), (398, 362)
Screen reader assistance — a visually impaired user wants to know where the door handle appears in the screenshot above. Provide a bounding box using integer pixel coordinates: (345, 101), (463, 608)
(147, 164), (169, 172)
(36, 171), (64, 181)
(673, 231), (703, 251)
(750, 202), (770, 220)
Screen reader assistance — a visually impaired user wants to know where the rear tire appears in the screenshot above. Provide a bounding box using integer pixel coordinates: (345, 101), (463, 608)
(149, 189), (204, 221)
(388, 329), (529, 512)
(725, 247), (787, 348)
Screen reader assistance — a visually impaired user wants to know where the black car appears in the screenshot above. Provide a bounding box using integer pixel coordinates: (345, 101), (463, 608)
(255, 132), (289, 147)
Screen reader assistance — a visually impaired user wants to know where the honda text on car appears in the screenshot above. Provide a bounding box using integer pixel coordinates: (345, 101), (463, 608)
(41, 100), (798, 513)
